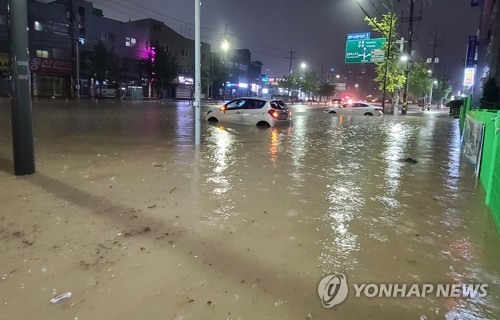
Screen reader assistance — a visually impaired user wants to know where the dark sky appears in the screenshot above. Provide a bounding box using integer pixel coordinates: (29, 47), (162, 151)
(68, 0), (480, 90)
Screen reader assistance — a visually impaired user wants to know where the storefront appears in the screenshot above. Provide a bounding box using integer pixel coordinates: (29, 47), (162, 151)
(30, 57), (72, 98)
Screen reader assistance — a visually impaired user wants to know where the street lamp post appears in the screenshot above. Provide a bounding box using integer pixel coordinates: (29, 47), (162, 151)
(194, 0), (201, 145)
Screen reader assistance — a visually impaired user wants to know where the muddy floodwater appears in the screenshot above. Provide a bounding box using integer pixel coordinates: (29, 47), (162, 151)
(0, 99), (499, 319)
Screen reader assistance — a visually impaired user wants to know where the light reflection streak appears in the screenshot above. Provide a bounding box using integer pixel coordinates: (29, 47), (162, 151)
(269, 128), (279, 166)
(446, 121), (461, 191)
(383, 122), (409, 194)
(203, 125), (236, 226)
(289, 115), (307, 183)
(319, 120), (363, 272)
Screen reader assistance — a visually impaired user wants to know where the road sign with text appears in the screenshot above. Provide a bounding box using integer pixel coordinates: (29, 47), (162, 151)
(347, 32), (371, 41)
(345, 38), (386, 64)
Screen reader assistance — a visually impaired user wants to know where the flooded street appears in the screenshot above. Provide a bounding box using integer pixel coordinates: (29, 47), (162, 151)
(1, 99), (499, 319)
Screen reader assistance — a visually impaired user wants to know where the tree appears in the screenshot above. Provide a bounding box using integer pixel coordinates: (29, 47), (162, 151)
(140, 41), (179, 98)
(432, 77), (452, 103)
(205, 55), (228, 99)
(482, 77), (499, 103)
(319, 83), (336, 100)
(279, 74), (300, 97)
(409, 62), (432, 99)
(300, 72), (320, 99)
(87, 41), (120, 97)
(365, 11), (406, 101)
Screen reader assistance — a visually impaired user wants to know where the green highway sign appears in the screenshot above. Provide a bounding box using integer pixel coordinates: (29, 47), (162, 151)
(345, 38), (386, 64)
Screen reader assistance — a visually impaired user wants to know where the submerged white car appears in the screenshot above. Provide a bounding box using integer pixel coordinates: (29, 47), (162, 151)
(324, 102), (383, 116)
(205, 98), (291, 127)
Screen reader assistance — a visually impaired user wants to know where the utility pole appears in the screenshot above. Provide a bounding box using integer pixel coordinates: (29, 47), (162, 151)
(354, 1), (398, 114)
(68, 0), (80, 99)
(194, 0), (201, 145)
(8, 0), (35, 175)
(286, 50), (296, 75)
(381, 10), (394, 114)
(401, 0), (421, 115)
(427, 30), (442, 110)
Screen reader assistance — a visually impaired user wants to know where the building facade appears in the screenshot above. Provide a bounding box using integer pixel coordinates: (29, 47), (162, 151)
(0, 0), (264, 100)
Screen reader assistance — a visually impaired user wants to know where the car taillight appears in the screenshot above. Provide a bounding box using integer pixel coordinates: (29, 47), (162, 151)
(268, 110), (279, 119)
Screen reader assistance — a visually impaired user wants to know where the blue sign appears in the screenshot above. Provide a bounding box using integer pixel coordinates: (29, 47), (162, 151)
(466, 35), (478, 67)
(347, 32), (371, 41)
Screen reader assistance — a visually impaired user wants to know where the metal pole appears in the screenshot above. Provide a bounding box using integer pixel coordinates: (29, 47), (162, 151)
(76, 36), (80, 99)
(401, 0), (414, 115)
(194, 0), (201, 145)
(209, 52), (213, 99)
(381, 11), (393, 113)
(8, 0), (35, 175)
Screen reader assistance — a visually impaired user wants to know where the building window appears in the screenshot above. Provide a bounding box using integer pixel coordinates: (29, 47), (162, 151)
(125, 37), (137, 47)
(100, 32), (115, 44)
(36, 50), (49, 58)
(181, 49), (189, 57)
(34, 21), (44, 31)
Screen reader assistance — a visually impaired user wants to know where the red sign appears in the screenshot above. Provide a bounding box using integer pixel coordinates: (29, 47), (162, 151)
(30, 57), (72, 75)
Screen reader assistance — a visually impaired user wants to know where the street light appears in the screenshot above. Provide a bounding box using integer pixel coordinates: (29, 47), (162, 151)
(221, 38), (230, 51)
(400, 54), (409, 62)
(301, 62), (307, 70)
(214, 38), (231, 100)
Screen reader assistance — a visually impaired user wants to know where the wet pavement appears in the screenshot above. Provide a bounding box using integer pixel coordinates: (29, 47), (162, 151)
(0, 99), (499, 319)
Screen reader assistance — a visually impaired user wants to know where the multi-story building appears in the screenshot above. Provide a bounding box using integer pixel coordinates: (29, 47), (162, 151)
(219, 49), (263, 98)
(474, 0), (499, 100)
(129, 18), (211, 99)
(0, 0), (264, 100)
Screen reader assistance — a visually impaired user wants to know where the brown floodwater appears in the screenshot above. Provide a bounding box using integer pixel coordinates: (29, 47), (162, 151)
(0, 99), (499, 319)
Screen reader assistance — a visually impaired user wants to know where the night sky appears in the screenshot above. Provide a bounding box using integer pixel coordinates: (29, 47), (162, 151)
(50, 0), (480, 91)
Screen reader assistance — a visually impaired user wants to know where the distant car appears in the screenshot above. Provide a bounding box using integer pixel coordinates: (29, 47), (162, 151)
(446, 99), (464, 117)
(324, 102), (383, 116)
(331, 98), (342, 106)
(205, 98), (291, 127)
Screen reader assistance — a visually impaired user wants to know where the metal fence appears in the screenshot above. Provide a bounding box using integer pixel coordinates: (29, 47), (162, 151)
(463, 97), (500, 232)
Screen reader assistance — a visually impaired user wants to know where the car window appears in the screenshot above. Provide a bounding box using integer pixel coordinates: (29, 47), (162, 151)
(246, 99), (266, 109)
(270, 100), (288, 110)
(226, 99), (246, 110)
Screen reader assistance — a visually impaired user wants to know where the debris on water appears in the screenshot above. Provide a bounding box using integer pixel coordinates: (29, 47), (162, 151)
(306, 314), (313, 320)
(50, 292), (72, 303)
(207, 300), (212, 305)
(147, 204), (157, 209)
(169, 187), (177, 194)
(403, 157), (418, 164)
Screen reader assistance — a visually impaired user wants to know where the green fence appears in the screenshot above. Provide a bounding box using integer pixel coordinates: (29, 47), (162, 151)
(463, 102), (500, 231)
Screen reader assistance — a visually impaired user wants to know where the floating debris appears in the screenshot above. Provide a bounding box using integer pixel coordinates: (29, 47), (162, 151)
(50, 292), (72, 303)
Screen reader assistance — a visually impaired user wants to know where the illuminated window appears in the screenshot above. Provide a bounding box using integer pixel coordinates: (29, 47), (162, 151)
(34, 21), (43, 31)
(36, 50), (49, 58)
(126, 37), (137, 47)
